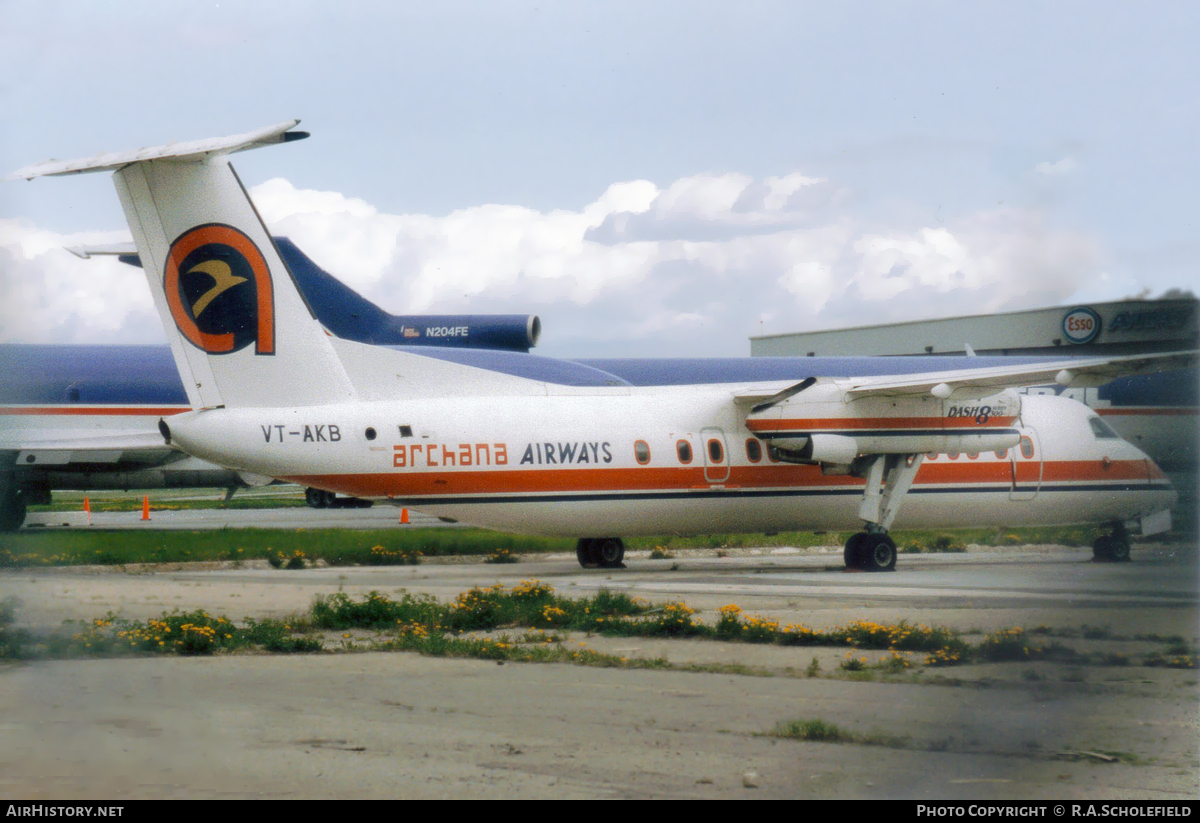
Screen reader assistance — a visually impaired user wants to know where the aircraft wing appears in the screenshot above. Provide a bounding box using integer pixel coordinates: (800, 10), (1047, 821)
(0, 431), (177, 467)
(730, 350), (1196, 407)
(840, 351), (1197, 398)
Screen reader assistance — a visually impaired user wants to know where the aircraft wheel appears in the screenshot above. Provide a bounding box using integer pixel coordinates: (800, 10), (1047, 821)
(594, 538), (626, 569)
(859, 533), (897, 572)
(305, 488), (327, 509)
(0, 488), (26, 532)
(1109, 537), (1131, 562)
(576, 538), (597, 568)
(1094, 535), (1130, 563)
(843, 532), (867, 569)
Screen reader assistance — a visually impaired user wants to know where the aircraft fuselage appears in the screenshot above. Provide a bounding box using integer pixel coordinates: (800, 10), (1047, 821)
(163, 389), (1173, 537)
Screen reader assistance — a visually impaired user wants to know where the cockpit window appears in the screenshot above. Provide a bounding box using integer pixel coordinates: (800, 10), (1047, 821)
(1088, 416), (1120, 440)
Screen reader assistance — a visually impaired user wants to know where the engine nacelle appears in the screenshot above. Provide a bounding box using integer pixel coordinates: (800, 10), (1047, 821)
(770, 433), (859, 464)
(746, 383), (1023, 461)
(382, 314), (541, 352)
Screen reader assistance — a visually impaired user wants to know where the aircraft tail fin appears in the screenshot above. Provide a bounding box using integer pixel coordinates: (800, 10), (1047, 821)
(14, 121), (355, 409)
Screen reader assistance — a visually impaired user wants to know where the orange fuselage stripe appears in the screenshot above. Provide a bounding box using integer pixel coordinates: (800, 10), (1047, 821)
(283, 458), (1155, 499)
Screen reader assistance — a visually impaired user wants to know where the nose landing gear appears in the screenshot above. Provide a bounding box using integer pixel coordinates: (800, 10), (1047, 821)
(1092, 522), (1131, 562)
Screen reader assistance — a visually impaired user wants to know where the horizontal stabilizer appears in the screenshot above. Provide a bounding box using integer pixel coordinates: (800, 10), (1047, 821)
(7, 120), (307, 181)
(65, 242), (137, 259)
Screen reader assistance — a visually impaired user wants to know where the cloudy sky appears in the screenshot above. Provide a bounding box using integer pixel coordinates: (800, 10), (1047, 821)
(1, 1), (1197, 357)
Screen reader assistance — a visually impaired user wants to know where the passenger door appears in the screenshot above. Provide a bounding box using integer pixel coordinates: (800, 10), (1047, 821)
(1008, 427), (1043, 501)
(701, 427), (730, 484)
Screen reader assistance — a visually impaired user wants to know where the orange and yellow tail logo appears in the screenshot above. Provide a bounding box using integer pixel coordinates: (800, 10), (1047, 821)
(164, 224), (275, 355)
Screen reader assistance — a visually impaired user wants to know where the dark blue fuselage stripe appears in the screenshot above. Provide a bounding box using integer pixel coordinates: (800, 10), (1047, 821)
(392, 482), (1173, 506)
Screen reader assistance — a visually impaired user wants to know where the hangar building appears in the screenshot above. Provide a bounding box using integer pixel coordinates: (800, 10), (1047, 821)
(749, 298), (1198, 358)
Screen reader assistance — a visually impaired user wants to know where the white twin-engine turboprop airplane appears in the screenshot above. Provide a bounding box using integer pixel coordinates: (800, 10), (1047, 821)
(8, 121), (1185, 571)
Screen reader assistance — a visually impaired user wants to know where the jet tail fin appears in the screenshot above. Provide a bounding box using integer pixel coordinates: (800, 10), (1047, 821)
(14, 121), (355, 410)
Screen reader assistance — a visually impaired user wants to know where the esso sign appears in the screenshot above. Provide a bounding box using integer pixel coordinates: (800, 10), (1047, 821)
(1062, 307), (1101, 344)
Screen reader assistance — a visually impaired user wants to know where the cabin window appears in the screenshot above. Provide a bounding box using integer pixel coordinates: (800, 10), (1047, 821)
(994, 448), (1008, 459)
(967, 452), (978, 459)
(634, 440), (651, 465)
(1020, 436), (1035, 459)
(947, 452), (959, 460)
(676, 440), (693, 464)
(1088, 416), (1120, 440)
(398, 425), (413, 438)
(365, 427), (377, 441)
(745, 438), (762, 463)
(707, 439), (724, 463)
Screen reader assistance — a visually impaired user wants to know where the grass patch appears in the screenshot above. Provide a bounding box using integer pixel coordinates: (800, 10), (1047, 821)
(772, 718), (854, 743)
(770, 718), (910, 749)
(5, 579), (1190, 678)
(625, 525), (1109, 552)
(0, 528), (574, 568)
(1143, 652), (1199, 669)
(6, 522), (1178, 570)
(311, 581), (650, 634)
(376, 631), (669, 669)
(30, 493), (310, 514)
(902, 534), (967, 554)
(1, 596), (33, 660)
(14, 610), (323, 659)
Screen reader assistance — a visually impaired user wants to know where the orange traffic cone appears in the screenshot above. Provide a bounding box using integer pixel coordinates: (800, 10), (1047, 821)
(83, 496), (92, 526)
(141, 495), (150, 521)
(400, 508), (409, 524)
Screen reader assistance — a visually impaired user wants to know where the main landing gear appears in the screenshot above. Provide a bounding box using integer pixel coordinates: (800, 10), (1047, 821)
(843, 529), (898, 572)
(842, 453), (923, 573)
(576, 537), (626, 569)
(0, 486), (26, 533)
(305, 487), (374, 509)
(1092, 522), (1131, 563)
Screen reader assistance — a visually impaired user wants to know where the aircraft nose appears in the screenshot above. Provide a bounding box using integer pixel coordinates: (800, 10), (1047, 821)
(1146, 455), (1178, 501)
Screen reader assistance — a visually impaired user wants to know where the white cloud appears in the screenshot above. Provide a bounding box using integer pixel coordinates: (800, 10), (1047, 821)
(1, 171), (1115, 356)
(0, 220), (161, 344)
